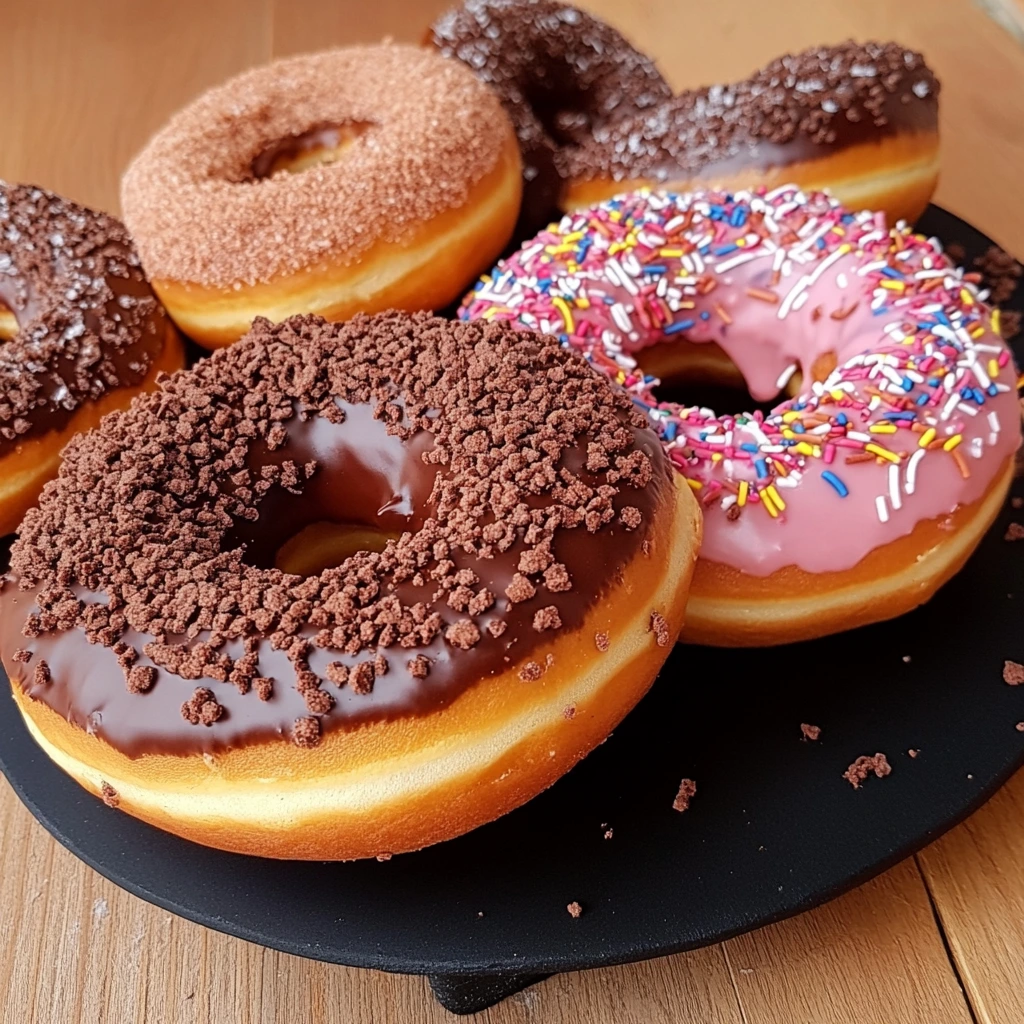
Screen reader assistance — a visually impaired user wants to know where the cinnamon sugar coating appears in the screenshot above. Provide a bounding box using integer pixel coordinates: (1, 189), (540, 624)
(121, 45), (513, 288)
(0, 184), (167, 454)
(6, 312), (672, 755)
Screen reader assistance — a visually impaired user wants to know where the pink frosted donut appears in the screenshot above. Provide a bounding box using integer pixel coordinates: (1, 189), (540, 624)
(460, 186), (1021, 645)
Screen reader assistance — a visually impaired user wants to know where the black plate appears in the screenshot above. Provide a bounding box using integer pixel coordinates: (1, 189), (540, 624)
(2, 206), (1023, 1015)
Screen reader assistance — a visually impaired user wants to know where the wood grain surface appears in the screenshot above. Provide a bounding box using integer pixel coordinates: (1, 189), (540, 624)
(3, 0), (1024, 1020)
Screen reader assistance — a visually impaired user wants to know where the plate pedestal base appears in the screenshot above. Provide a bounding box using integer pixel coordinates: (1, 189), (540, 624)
(427, 972), (551, 1014)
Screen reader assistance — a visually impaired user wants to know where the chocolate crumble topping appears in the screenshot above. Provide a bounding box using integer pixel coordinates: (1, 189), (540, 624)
(100, 782), (120, 808)
(4, 312), (671, 756)
(672, 777), (696, 813)
(566, 901), (583, 918)
(800, 723), (821, 741)
(843, 753), (891, 788)
(1003, 660), (1024, 685)
(649, 611), (671, 647)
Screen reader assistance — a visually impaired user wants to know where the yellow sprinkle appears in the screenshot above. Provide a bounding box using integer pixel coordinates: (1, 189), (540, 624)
(482, 306), (509, 320)
(782, 411), (803, 423)
(608, 241), (626, 256)
(737, 481), (749, 507)
(760, 489), (779, 518)
(865, 443), (900, 463)
(832, 226), (846, 237)
(659, 248), (684, 257)
(869, 423), (897, 434)
(563, 231), (585, 243)
(943, 434), (962, 451)
(993, 309), (1002, 334)
(971, 326), (985, 339)
(794, 441), (816, 457)
(989, 358), (1000, 379)
(609, 211), (622, 222)
(736, 237), (747, 248)
(566, 262), (579, 274)
(880, 280), (905, 291)
(960, 288), (974, 305)
(830, 390), (845, 402)
(551, 296), (575, 333)
(575, 295), (590, 310)
(615, 371), (626, 384)
(686, 478), (703, 492)
(782, 428), (796, 440)
(919, 427), (936, 448)
(766, 485), (786, 512)
(711, 452), (723, 462)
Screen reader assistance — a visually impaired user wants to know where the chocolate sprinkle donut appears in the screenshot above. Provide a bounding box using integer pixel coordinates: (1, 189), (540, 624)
(4, 312), (671, 757)
(429, 0), (671, 232)
(564, 40), (940, 186)
(0, 183), (168, 454)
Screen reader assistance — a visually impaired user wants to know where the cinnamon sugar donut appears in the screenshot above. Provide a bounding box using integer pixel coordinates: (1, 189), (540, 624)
(121, 45), (522, 349)
(0, 183), (183, 535)
(430, 1), (939, 227)
(461, 186), (1020, 645)
(0, 312), (699, 860)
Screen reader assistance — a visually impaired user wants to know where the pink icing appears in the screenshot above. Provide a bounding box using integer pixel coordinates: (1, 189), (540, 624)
(460, 186), (1021, 576)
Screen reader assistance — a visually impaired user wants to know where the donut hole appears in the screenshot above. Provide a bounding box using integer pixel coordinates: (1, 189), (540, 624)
(0, 302), (17, 341)
(222, 401), (438, 579)
(250, 121), (374, 179)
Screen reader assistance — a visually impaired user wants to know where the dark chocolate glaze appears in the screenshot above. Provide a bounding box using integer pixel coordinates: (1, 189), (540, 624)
(2, 320), (673, 759)
(0, 184), (168, 455)
(430, 2), (938, 223)
(429, 0), (672, 234)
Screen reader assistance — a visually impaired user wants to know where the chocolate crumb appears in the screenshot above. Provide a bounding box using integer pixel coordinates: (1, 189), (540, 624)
(908, 748), (919, 758)
(1005, 523), (1024, 542)
(999, 309), (1022, 340)
(408, 655), (430, 679)
(975, 245), (1022, 304)
(181, 688), (223, 726)
(1013, 497), (1023, 509)
(726, 504), (742, 522)
(11, 649), (31, 663)
(533, 605), (562, 631)
(375, 852), (393, 862)
(649, 611), (671, 647)
(800, 723), (821, 741)
(603, 827), (614, 840)
(672, 777), (697, 812)
(33, 661), (50, 686)
(566, 901), (582, 918)
(595, 631), (610, 652)
(100, 782), (120, 808)
(1016, 723), (1024, 732)
(843, 753), (892, 788)
(254, 677), (273, 701)
(619, 506), (642, 530)
(563, 705), (576, 720)
(519, 660), (543, 682)
(126, 665), (157, 694)
(1003, 660), (1024, 685)
(292, 716), (321, 748)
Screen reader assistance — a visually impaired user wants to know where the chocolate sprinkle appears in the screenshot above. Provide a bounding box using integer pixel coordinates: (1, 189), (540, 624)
(0, 184), (168, 454)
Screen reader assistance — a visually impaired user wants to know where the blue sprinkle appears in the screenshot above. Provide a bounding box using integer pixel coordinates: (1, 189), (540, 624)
(960, 387), (973, 399)
(664, 319), (695, 335)
(474, 281), (485, 291)
(821, 471), (849, 497)
(988, 384), (999, 396)
(837, 412), (848, 426)
(972, 388), (986, 404)
(881, 266), (904, 279)
(927, 377), (940, 387)
(631, 397), (651, 412)
(663, 422), (678, 442)
(740, 443), (759, 453)
(816, 237), (827, 250)
(699, 243), (712, 255)
(730, 207), (748, 227)
(754, 458), (769, 479)
(643, 374), (657, 384)
(883, 411), (915, 421)
(901, 376), (914, 392)
(603, 296), (615, 305)
(916, 393), (929, 406)
(842, 214), (856, 224)
(643, 264), (667, 275)
(792, 422), (806, 434)
(713, 243), (739, 256)
(700, 311), (711, 321)
(936, 311), (951, 327)
(558, 334), (569, 344)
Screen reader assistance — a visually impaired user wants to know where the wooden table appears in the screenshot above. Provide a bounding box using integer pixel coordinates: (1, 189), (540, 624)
(4, 1), (1024, 1020)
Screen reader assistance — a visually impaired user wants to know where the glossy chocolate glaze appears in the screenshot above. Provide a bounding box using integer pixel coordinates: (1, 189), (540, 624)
(3, 401), (671, 758)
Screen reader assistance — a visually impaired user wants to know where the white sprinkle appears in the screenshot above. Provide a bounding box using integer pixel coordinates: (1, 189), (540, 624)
(876, 495), (890, 523)
(941, 393), (961, 421)
(888, 463), (903, 510)
(989, 411), (1001, 433)
(610, 304), (632, 333)
(778, 276), (811, 319)
(857, 259), (888, 277)
(905, 449), (925, 495)
(957, 403), (979, 417)
(775, 363), (799, 390)
(714, 249), (766, 274)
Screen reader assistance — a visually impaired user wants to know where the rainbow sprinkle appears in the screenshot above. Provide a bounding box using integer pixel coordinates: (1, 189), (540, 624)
(460, 186), (1017, 524)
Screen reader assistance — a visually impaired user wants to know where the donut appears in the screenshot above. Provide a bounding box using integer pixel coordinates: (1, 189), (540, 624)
(120, 45), (523, 350)
(429, 0), (939, 227)
(428, 0), (672, 235)
(459, 186), (1021, 646)
(0, 183), (184, 536)
(0, 311), (699, 860)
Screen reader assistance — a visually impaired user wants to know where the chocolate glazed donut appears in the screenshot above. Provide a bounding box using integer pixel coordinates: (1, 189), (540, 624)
(1, 312), (700, 860)
(428, 0), (672, 234)
(0, 183), (184, 534)
(429, 0), (941, 228)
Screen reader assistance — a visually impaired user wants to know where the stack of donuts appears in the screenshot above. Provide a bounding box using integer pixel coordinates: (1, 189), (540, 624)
(0, 0), (1018, 861)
